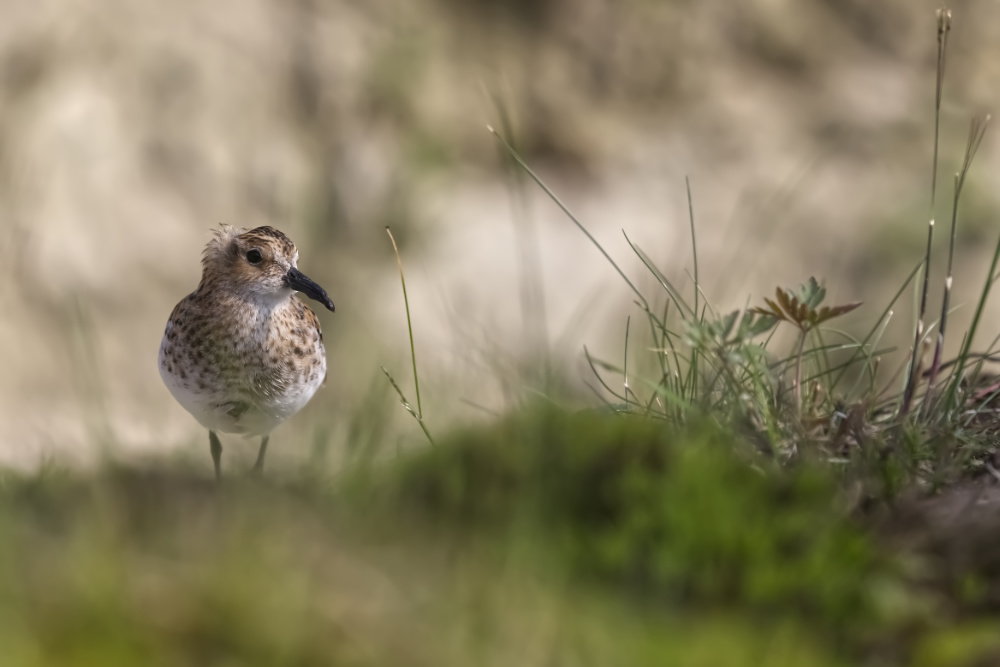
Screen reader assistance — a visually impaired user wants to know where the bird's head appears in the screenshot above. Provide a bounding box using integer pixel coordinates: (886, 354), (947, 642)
(201, 225), (335, 312)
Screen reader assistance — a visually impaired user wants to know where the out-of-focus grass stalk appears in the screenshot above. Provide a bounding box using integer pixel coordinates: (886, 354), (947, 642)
(686, 177), (701, 403)
(487, 125), (649, 312)
(624, 315), (631, 409)
(487, 86), (551, 387)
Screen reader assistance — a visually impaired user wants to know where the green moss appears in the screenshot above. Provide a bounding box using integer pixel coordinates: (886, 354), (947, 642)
(385, 407), (908, 638)
(0, 408), (997, 665)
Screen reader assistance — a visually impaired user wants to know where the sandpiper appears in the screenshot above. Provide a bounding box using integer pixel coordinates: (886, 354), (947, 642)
(158, 225), (335, 479)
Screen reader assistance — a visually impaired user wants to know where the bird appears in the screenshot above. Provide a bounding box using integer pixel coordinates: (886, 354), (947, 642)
(158, 225), (335, 479)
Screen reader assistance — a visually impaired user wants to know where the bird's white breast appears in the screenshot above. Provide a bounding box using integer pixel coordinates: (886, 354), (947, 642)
(158, 300), (327, 437)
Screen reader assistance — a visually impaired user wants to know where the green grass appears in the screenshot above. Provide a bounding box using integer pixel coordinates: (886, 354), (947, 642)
(1, 407), (999, 666)
(475, 8), (1000, 499)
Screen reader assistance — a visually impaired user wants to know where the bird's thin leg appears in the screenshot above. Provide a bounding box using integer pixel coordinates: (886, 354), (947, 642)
(252, 435), (270, 475)
(209, 430), (223, 481)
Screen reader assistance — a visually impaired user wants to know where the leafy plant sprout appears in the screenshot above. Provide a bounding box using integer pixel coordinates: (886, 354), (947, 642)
(750, 279), (861, 415)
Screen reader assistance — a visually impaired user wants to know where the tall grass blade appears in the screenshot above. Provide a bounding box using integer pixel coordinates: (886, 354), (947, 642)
(622, 232), (694, 318)
(385, 226), (434, 446)
(901, 9), (951, 417)
(927, 114), (991, 407)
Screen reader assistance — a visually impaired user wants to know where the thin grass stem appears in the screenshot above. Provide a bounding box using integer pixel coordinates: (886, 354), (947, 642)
(584, 346), (630, 403)
(624, 316), (632, 410)
(927, 114), (991, 408)
(901, 9), (951, 417)
(832, 262), (919, 393)
(380, 366), (435, 447)
(386, 227), (423, 419)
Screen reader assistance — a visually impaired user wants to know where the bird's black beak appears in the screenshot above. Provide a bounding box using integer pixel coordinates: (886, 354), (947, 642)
(285, 267), (335, 312)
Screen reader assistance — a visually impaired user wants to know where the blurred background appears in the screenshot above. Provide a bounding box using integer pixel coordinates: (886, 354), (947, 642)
(2, 0), (1000, 468)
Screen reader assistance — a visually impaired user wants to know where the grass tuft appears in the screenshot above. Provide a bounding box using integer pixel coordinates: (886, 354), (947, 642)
(481, 7), (996, 499)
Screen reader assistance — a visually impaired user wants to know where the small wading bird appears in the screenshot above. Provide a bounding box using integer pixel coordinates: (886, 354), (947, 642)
(159, 226), (335, 479)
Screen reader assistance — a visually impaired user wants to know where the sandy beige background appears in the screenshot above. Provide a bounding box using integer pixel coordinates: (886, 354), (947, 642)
(3, 0), (1000, 468)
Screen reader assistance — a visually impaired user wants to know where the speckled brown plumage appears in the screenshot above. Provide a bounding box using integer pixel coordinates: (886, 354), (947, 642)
(159, 225), (335, 479)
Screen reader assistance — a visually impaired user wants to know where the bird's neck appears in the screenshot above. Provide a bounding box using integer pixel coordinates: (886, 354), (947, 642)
(195, 281), (296, 320)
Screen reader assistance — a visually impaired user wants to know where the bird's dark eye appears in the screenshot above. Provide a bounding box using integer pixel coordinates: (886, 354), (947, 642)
(246, 249), (263, 265)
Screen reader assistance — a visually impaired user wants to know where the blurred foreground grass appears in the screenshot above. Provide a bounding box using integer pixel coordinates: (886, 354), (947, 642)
(2, 406), (999, 666)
